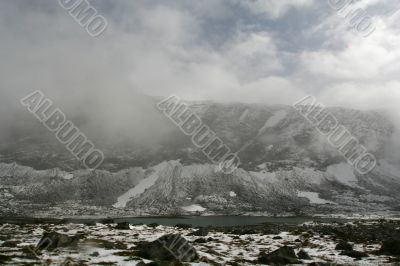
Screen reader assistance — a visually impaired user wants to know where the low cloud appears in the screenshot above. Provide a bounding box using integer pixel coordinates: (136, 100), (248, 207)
(0, 0), (399, 146)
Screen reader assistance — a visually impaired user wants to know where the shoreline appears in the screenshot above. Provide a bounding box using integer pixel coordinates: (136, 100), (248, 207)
(0, 214), (394, 226)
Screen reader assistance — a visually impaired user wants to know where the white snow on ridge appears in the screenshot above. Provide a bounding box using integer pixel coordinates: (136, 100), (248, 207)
(181, 204), (206, 212)
(113, 161), (168, 208)
(257, 110), (287, 136)
(258, 110), (287, 134)
(257, 163), (266, 170)
(63, 174), (74, 180)
(327, 163), (359, 188)
(297, 191), (334, 205)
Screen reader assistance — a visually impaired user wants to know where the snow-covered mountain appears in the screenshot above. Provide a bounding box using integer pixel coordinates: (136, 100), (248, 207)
(1, 101), (400, 216)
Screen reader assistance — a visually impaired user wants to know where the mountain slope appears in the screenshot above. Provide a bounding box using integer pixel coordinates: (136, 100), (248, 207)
(0, 101), (399, 216)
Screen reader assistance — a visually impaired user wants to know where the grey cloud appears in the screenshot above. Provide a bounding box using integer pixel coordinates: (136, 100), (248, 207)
(0, 0), (399, 142)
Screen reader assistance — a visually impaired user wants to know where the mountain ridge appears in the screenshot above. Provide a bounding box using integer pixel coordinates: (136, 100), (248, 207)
(1, 100), (399, 216)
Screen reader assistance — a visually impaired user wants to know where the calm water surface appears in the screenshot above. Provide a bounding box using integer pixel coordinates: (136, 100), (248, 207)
(114, 216), (346, 227)
(0, 216), (350, 226)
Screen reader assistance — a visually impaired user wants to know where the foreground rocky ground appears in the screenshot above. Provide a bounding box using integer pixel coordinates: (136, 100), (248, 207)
(1, 219), (400, 265)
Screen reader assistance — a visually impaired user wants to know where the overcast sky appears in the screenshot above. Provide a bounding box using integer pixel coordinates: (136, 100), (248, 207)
(1, 0), (400, 115)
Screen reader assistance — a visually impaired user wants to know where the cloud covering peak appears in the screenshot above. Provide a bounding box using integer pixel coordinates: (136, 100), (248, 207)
(0, 0), (399, 114)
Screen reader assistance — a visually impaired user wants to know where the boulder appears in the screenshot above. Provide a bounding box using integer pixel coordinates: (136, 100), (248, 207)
(297, 249), (312, 260)
(308, 263), (337, 266)
(174, 224), (192, 230)
(144, 262), (183, 266)
(90, 251), (100, 257)
(100, 218), (114, 224)
(335, 241), (353, 251)
(380, 238), (400, 255)
(36, 231), (83, 251)
(148, 223), (159, 228)
(231, 228), (257, 235)
(84, 221), (96, 227)
(1, 240), (21, 247)
(340, 250), (368, 259)
(0, 255), (11, 264)
(258, 246), (300, 265)
(188, 227), (209, 237)
(135, 234), (198, 262)
(0, 235), (9, 241)
(115, 222), (130, 230)
(193, 238), (207, 244)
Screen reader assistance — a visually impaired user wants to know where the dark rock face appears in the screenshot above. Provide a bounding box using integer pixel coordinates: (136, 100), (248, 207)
(1, 240), (21, 247)
(335, 241), (353, 251)
(136, 234), (198, 262)
(90, 251), (100, 257)
(340, 250), (368, 258)
(193, 238), (207, 244)
(297, 249), (312, 260)
(188, 227), (209, 236)
(258, 246), (300, 265)
(148, 223), (159, 228)
(115, 222), (130, 230)
(0, 235), (9, 241)
(308, 263), (337, 266)
(84, 221), (96, 227)
(174, 224), (192, 230)
(230, 228), (258, 235)
(143, 262), (183, 266)
(100, 218), (114, 224)
(36, 231), (82, 250)
(380, 238), (400, 255)
(0, 255), (11, 264)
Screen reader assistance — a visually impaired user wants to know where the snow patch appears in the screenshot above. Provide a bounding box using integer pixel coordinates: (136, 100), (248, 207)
(266, 144), (274, 151)
(261, 110), (287, 130)
(257, 163), (266, 170)
(63, 174), (74, 180)
(113, 161), (168, 208)
(297, 191), (335, 205)
(181, 204), (206, 212)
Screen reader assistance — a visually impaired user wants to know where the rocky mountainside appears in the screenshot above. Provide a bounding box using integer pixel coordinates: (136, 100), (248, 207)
(1, 100), (400, 216)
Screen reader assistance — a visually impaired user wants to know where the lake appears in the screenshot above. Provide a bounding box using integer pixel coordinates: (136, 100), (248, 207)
(114, 216), (345, 227)
(0, 216), (348, 226)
